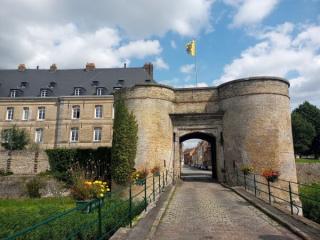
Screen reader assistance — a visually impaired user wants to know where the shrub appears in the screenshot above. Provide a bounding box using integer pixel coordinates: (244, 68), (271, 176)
(111, 95), (138, 185)
(26, 177), (44, 198)
(300, 183), (320, 223)
(240, 165), (253, 175)
(46, 147), (111, 184)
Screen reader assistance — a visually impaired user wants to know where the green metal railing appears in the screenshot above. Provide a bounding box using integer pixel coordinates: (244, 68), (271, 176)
(4, 170), (173, 240)
(235, 170), (320, 217)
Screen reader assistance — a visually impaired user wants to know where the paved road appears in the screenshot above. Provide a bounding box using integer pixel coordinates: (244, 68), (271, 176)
(152, 181), (300, 240)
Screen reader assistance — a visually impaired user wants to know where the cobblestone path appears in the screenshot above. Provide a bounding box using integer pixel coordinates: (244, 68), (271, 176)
(153, 181), (300, 240)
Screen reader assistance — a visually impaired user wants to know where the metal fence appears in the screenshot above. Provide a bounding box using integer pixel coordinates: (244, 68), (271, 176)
(236, 170), (320, 219)
(4, 170), (173, 240)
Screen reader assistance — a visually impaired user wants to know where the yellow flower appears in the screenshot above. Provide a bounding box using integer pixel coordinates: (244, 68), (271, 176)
(99, 193), (104, 197)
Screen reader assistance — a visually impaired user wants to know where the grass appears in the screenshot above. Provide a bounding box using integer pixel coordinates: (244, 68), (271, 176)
(300, 183), (320, 224)
(0, 196), (145, 240)
(295, 158), (320, 163)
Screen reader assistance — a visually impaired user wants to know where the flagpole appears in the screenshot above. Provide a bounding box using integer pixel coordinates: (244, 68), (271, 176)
(194, 41), (198, 88)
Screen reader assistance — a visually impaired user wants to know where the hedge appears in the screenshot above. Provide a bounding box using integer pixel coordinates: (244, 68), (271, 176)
(46, 147), (111, 184)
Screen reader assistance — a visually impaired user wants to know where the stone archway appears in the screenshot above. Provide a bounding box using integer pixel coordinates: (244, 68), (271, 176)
(179, 131), (217, 179)
(170, 113), (224, 181)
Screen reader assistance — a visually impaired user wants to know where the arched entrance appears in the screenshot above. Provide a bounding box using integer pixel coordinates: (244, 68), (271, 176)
(179, 132), (217, 180)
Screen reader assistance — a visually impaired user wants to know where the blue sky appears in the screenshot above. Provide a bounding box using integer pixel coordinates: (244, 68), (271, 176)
(0, 0), (320, 108)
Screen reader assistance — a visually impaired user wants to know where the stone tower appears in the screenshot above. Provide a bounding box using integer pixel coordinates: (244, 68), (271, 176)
(118, 77), (298, 186)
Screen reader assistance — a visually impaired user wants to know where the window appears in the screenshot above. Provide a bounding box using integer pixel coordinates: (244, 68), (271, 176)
(74, 88), (81, 96)
(38, 107), (45, 120)
(93, 127), (102, 142)
(70, 128), (79, 142)
(22, 107), (29, 120)
(10, 90), (17, 98)
(95, 105), (102, 118)
(40, 89), (48, 97)
(96, 88), (103, 96)
(72, 105), (80, 119)
(6, 107), (14, 120)
(35, 128), (43, 143)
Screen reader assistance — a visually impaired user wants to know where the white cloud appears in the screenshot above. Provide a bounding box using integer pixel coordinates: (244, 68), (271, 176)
(184, 82), (209, 88)
(180, 64), (195, 74)
(0, 23), (162, 69)
(0, 0), (215, 68)
(214, 22), (320, 107)
(224, 0), (279, 27)
(152, 57), (169, 70)
(170, 40), (177, 49)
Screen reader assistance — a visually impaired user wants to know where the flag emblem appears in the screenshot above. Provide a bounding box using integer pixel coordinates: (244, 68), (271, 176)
(186, 40), (196, 56)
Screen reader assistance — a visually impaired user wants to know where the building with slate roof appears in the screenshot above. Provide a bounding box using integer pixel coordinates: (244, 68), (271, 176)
(0, 63), (154, 151)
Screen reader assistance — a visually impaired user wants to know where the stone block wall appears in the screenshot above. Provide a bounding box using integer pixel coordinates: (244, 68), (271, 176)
(0, 150), (49, 174)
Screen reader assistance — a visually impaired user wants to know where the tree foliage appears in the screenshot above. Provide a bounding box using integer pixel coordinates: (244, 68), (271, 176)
(111, 95), (138, 185)
(292, 101), (320, 158)
(1, 125), (29, 151)
(292, 112), (316, 155)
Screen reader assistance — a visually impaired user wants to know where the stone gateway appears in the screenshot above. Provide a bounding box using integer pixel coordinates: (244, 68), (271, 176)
(119, 77), (298, 186)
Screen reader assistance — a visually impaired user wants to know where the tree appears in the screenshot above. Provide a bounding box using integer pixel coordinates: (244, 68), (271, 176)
(291, 112), (316, 157)
(1, 125), (30, 172)
(111, 96), (138, 185)
(293, 101), (320, 158)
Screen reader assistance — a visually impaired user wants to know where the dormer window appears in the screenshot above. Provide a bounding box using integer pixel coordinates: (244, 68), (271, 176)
(20, 82), (28, 88)
(10, 89), (17, 98)
(74, 87), (81, 96)
(113, 86), (122, 91)
(49, 82), (56, 88)
(96, 87), (104, 96)
(92, 81), (99, 86)
(118, 79), (124, 85)
(40, 89), (48, 97)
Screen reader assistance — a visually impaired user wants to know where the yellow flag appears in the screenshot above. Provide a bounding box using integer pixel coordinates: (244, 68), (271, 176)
(186, 40), (196, 56)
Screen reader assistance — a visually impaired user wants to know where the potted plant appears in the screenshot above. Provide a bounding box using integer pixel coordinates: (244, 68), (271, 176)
(132, 169), (149, 185)
(70, 169), (110, 213)
(240, 164), (254, 175)
(262, 169), (280, 182)
(151, 166), (160, 176)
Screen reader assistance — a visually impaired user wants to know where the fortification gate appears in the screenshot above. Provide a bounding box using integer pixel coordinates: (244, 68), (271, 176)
(119, 77), (298, 185)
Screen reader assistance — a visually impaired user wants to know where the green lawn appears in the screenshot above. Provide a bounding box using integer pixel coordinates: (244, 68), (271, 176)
(0, 196), (144, 239)
(295, 158), (320, 163)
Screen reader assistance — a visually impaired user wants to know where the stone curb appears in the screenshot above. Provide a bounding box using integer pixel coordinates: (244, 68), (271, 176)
(220, 183), (312, 240)
(145, 183), (177, 240)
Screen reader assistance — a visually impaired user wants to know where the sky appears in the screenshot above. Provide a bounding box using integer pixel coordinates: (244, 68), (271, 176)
(0, 0), (319, 113)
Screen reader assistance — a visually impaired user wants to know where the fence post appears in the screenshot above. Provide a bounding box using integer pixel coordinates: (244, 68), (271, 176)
(129, 181), (132, 228)
(159, 172), (161, 195)
(254, 174), (257, 197)
(267, 180), (271, 204)
(153, 174), (155, 202)
(144, 177), (147, 212)
(244, 173), (247, 190)
(162, 172), (165, 190)
(289, 181), (293, 215)
(98, 199), (102, 237)
(166, 169), (168, 185)
(236, 170), (239, 185)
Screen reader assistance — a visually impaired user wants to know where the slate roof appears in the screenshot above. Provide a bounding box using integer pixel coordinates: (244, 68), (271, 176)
(0, 66), (154, 98)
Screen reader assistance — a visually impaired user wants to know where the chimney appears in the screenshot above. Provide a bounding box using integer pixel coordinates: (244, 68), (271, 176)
(36, 65), (39, 70)
(18, 64), (26, 72)
(85, 63), (95, 71)
(50, 64), (57, 72)
(124, 63), (127, 68)
(143, 62), (153, 80)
